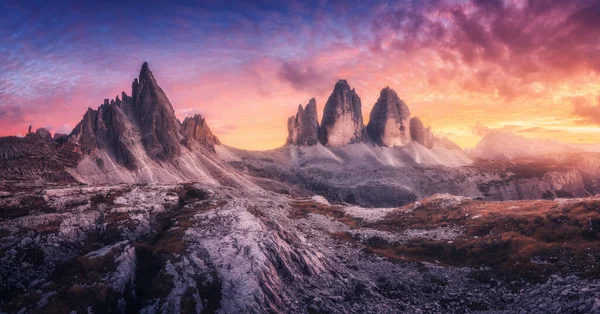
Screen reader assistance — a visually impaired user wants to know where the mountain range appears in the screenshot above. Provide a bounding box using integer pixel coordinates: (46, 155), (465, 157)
(1, 63), (600, 313)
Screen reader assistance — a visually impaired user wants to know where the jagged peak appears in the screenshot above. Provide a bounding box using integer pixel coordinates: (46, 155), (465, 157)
(138, 61), (154, 83)
(181, 114), (220, 150)
(334, 79), (351, 90)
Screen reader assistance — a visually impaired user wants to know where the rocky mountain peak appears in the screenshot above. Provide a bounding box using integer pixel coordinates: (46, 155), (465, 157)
(366, 87), (411, 147)
(181, 114), (220, 151)
(287, 98), (319, 146)
(69, 62), (221, 171)
(319, 80), (363, 146)
(410, 117), (434, 149)
(130, 62), (182, 160)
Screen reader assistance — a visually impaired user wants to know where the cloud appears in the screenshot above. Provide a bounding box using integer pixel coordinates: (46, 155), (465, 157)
(572, 96), (600, 125)
(277, 60), (330, 92)
(471, 121), (491, 136)
(368, 0), (600, 95)
(471, 122), (526, 136)
(0, 105), (26, 123)
(517, 127), (563, 133)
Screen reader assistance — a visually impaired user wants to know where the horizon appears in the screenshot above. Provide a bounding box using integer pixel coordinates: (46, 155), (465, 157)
(2, 0), (600, 150)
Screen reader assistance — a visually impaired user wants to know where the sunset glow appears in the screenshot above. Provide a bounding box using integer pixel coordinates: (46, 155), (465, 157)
(1, 0), (599, 150)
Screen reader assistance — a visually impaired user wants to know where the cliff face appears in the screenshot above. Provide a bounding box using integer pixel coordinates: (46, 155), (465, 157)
(131, 62), (182, 160)
(366, 87), (411, 147)
(69, 62), (221, 171)
(289, 81), (443, 151)
(287, 98), (319, 146)
(181, 114), (220, 150)
(319, 80), (364, 146)
(410, 117), (434, 149)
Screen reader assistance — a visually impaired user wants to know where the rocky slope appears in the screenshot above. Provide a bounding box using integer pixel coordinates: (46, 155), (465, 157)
(318, 80), (364, 146)
(0, 131), (81, 183)
(1, 184), (599, 313)
(286, 98), (319, 146)
(366, 87), (411, 147)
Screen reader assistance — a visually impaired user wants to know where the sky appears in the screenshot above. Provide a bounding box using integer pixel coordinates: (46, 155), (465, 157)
(1, 0), (599, 150)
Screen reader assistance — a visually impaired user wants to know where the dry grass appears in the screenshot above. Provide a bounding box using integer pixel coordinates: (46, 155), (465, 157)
(301, 196), (600, 282)
(289, 200), (362, 228)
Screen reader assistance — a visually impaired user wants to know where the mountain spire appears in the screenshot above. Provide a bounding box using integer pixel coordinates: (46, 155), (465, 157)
(318, 79), (364, 146)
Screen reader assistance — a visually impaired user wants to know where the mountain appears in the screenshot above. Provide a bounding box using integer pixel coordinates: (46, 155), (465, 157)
(2, 63), (600, 314)
(410, 117), (434, 149)
(366, 87), (411, 147)
(0, 62), (249, 186)
(181, 114), (220, 150)
(286, 98), (319, 145)
(289, 81), (441, 152)
(318, 80), (364, 146)
(472, 130), (579, 161)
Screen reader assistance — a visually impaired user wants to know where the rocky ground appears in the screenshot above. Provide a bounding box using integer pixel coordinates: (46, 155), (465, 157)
(1, 183), (599, 313)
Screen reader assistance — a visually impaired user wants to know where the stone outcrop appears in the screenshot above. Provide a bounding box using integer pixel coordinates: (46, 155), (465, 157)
(410, 117), (434, 149)
(286, 81), (446, 151)
(34, 128), (52, 141)
(69, 62), (220, 170)
(131, 62), (182, 160)
(53, 133), (67, 140)
(70, 93), (143, 169)
(287, 98), (319, 146)
(181, 114), (220, 150)
(319, 80), (364, 146)
(366, 87), (411, 147)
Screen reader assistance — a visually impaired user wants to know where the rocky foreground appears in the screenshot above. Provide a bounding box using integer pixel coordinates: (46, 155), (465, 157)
(1, 183), (599, 313)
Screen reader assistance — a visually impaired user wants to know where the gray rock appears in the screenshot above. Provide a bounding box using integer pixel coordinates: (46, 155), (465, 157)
(319, 80), (364, 146)
(68, 62), (221, 171)
(131, 62), (182, 160)
(287, 98), (319, 146)
(410, 117), (434, 149)
(366, 87), (411, 147)
(35, 128), (52, 141)
(181, 114), (220, 151)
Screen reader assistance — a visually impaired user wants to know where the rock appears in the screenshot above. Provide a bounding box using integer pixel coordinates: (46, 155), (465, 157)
(70, 98), (142, 169)
(307, 304), (321, 313)
(131, 62), (182, 160)
(68, 62), (222, 172)
(53, 133), (67, 140)
(366, 87), (411, 147)
(591, 298), (600, 311)
(287, 98), (319, 146)
(181, 114), (220, 150)
(0, 191), (12, 198)
(410, 117), (434, 149)
(35, 128), (52, 141)
(319, 80), (364, 146)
